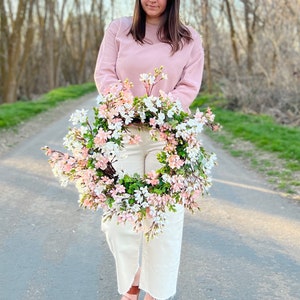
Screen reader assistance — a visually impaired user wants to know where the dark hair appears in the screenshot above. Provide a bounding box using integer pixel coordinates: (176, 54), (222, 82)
(129, 0), (192, 53)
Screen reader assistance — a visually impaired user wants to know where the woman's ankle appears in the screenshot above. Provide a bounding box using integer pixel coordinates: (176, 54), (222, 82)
(132, 267), (141, 286)
(144, 293), (155, 300)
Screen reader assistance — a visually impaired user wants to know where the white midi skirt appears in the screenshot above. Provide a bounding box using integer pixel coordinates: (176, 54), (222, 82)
(101, 127), (185, 300)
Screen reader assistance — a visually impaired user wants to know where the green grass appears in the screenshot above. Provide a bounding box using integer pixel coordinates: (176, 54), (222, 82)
(192, 93), (300, 195)
(212, 107), (300, 168)
(190, 92), (226, 109)
(192, 93), (300, 169)
(0, 83), (96, 128)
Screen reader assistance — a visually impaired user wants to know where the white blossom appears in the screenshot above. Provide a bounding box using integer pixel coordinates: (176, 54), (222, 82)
(144, 96), (158, 113)
(156, 112), (165, 125)
(69, 109), (88, 125)
(161, 73), (168, 80)
(96, 94), (105, 104)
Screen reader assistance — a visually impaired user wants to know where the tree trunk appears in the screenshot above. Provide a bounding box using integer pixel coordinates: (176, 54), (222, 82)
(2, 0), (28, 103)
(0, 0), (7, 103)
(242, 0), (258, 75)
(201, 0), (213, 93)
(224, 0), (240, 67)
(47, 0), (55, 90)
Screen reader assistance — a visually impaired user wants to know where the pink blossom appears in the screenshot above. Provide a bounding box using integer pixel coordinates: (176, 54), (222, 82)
(83, 198), (94, 208)
(123, 79), (133, 90)
(212, 124), (220, 131)
(161, 123), (172, 131)
(168, 155), (184, 169)
(115, 184), (126, 194)
(73, 147), (87, 159)
(166, 135), (178, 147)
(94, 129), (110, 147)
(63, 161), (73, 173)
(51, 152), (60, 160)
(98, 104), (108, 115)
(44, 147), (53, 156)
(95, 193), (107, 204)
(159, 131), (168, 140)
(117, 213), (134, 223)
(149, 118), (156, 127)
(101, 176), (114, 185)
(87, 180), (96, 191)
(128, 134), (142, 145)
(95, 156), (109, 170)
(206, 113), (215, 122)
(81, 169), (97, 183)
(164, 143), (176, 152)
(80, 147), (89, 159)
(161, 194), (173, 206)
(180, 191), (189, 201)
(187, 134), (197, 145)
(194, 110), (204, 122)
(146, 170), (159, 186)
(77, 158), (87, 168)
(170, 175), (185, 192)
(121, 89), (134, 105)
(111, 117), (122, 124)
(171, 182), (184, 192)
(191, 189), (202, 200)
(149, 129), (158, 138)
(147, 194), (162, 206)
(106, 109), (118, 120)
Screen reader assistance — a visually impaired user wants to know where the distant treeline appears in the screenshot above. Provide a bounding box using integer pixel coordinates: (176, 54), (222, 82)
(1, 0), (299, 124)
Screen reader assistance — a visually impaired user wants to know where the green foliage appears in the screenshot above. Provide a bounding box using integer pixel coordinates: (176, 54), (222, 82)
(119, 174), (144, 195)
(0, 83), (96, 129)
(176, 142), (187, 158)
(190, 93), (226, 110)
(191, 93), (300, 194)
(212, 107), (300, 165)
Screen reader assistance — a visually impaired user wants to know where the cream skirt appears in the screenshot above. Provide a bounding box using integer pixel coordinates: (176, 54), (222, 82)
(101, 127), (184, 299)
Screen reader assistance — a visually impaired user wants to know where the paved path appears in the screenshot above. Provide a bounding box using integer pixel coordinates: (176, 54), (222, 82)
(1, 94), (300, 300)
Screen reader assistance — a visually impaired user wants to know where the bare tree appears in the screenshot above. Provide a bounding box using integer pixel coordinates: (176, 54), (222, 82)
(201, 0), (213, 93)
(0, 0), (109, 103)
(1, 0), (36, 103)
(224, 0), (239, 67)
(1, 0), (299, 124)
(241, 0), (260, 74)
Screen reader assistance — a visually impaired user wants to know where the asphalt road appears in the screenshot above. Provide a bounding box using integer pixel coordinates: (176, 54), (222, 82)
(1, 94), (300, 300)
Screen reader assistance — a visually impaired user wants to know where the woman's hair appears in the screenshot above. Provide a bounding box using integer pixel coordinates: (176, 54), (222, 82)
(129, 0), (192, 53)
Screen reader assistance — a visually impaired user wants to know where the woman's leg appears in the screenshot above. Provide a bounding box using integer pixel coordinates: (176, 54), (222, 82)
(139, 206), (184, 300)
(143, 293), (155, 300)
(139, 142), (185, 300)
(101, 135), (145, 296)
(102, 217), (142, 296)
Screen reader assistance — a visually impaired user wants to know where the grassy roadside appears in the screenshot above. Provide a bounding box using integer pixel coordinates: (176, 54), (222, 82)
(0, 83), (96, 129)
(192, 94), (300, 197)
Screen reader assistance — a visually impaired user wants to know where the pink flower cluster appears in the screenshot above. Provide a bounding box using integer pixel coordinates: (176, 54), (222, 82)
(42, 67), (220, 239)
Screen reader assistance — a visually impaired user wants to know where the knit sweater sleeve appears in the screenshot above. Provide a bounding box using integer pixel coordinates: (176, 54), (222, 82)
(94, 19), (122, 92)
(170, 30), (204, 112)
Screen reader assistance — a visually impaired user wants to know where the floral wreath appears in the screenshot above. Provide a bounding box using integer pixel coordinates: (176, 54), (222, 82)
(42, 67), (219, 239)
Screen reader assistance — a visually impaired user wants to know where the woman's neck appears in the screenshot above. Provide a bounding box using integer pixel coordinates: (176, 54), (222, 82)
(146, 16), (161, 25)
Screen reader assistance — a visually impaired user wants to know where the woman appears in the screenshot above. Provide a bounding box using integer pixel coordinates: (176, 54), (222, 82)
(94, 0), (204, 299)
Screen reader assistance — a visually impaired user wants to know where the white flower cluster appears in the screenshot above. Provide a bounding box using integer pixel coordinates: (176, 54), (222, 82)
(43, 67), (220, 239)
(69, 109), (88, 125)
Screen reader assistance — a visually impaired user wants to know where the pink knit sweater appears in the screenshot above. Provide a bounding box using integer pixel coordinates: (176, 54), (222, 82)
(94, 17), (204, 112)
